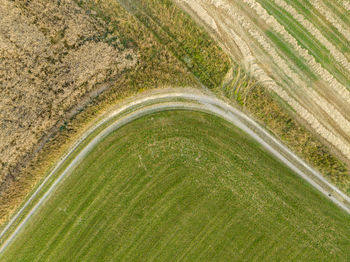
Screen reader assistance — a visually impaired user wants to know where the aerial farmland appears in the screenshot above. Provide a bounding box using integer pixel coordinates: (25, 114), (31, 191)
(0, 0), (349, 261)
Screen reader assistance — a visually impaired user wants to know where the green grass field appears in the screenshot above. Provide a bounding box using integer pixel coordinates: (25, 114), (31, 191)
(2, 110), (349, 261)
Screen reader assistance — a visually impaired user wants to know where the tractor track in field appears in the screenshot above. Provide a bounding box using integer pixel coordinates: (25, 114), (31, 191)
(0, 87), (349, 254)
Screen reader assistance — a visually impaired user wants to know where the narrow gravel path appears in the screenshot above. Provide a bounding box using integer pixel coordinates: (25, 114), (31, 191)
(0, 88), (349, 253)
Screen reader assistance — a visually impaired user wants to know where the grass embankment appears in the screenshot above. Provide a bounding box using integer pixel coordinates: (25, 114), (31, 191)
(2, 111), (350, 261)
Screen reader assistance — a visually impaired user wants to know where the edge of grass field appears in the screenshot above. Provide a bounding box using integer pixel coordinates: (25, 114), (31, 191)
(0, 91), (207, 244)
(1, 88), (349, 251)
(2, 0), (350, 245)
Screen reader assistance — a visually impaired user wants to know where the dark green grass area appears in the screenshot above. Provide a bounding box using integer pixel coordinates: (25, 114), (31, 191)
(3, 111), (349, 261)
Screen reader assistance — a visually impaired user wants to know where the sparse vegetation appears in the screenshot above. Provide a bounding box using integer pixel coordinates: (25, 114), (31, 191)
(117, 0), (231, 88)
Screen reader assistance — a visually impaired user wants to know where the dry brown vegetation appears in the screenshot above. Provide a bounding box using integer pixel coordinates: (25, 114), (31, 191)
(1, 0), (135, 184)
(0, 0), (197, 222)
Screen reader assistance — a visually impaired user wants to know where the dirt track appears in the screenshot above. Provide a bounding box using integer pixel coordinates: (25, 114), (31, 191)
(175, 0), (350, 162)
(1, 88), (349, 253)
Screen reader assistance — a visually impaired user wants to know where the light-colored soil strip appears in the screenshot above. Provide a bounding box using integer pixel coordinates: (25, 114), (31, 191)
(237, 0), (350, 143)
(270, 0), (350, 134)
(325, 0), (350, 25)
(201, 0), (350, 158)
(252, 1), (350, 118)
(338, 0), (350, 11)
(274, 0), (350, 73)
(242, 0), (350, 105)
(305, 88), (350, 135)
(312, 0), (350, 42)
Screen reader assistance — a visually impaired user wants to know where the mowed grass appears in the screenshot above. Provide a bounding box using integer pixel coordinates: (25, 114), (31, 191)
(3, 111), (350, 261)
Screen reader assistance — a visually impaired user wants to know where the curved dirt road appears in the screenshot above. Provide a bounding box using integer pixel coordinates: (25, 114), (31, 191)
(0, 88), (349, 253)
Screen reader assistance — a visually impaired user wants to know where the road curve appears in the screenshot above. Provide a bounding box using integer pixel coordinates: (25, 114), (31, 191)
(0, 87), (349, 253)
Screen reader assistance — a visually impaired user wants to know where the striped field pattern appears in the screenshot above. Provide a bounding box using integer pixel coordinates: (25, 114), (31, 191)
(176, 0), (350, 163)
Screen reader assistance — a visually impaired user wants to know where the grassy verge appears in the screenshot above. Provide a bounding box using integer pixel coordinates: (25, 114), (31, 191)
(2, 110), (349, 261)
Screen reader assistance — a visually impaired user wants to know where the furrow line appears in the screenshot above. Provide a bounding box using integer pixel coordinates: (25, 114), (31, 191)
(202, 0), (350, 158)
(312, 0), (350, 43)
(241, 0), (350, 104)
(275, 0), (350, 73)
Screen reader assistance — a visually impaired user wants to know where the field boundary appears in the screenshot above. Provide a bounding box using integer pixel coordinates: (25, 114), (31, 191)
(0, 87), (349, 254)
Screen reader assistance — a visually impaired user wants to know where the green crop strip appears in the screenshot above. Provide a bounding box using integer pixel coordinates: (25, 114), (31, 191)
(284, 0), (350, 53)
(265, 30), (318, 81)
(259, 0), (350, 87)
